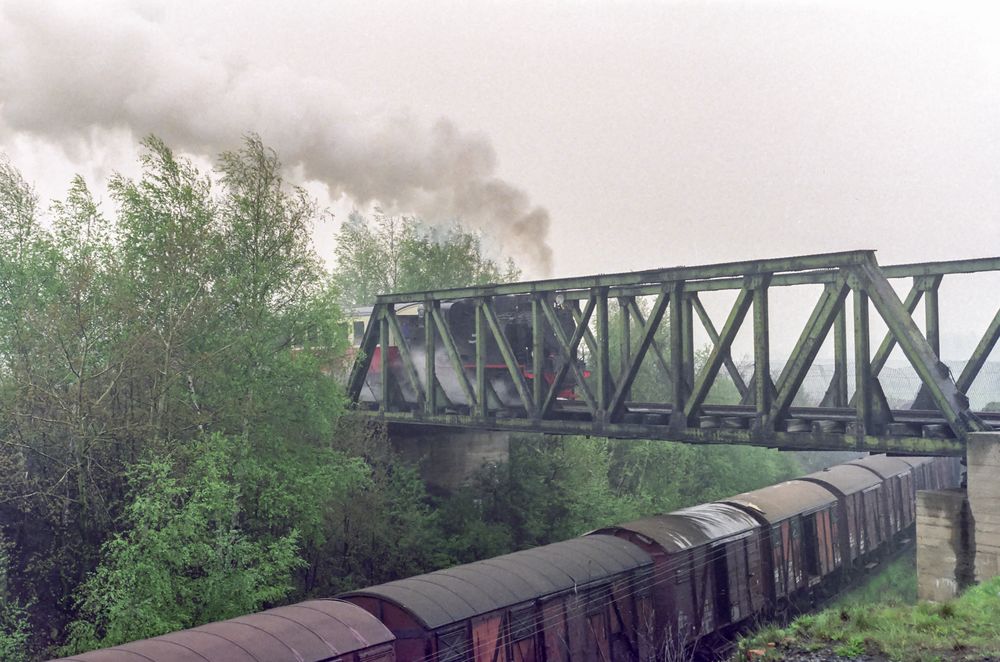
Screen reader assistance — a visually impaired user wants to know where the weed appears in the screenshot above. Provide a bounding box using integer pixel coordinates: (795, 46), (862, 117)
(833, 634), (865, 657)
(730, 567), (1000, 661)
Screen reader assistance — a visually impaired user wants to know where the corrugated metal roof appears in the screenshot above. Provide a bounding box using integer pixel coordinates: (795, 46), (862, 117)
(596, 502), (760, 553)
(800, 463), (882, 496)
(848, 455), (913, 479)
(340, 535), (651, 630)
(722, 479), (838, 523)
(54, 599), (395, 662)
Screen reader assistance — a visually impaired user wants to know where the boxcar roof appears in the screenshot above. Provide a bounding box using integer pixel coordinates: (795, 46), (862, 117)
(340, 534), (651, 630)
(801, 463), (882, 496)
(895, 456), (933, 469)
(596, 503), (760, 554)
(56, 599), (395, 662)
(721, 479), (838, 523)
(848, 455), (913, 479)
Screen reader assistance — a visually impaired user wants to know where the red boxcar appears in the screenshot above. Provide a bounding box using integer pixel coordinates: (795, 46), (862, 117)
(341, 535), (654, 662)
(53, 599), (396, 662)
(592, 503), (763, 650)
(848, 455), (917, 537)
(722, 478), (841, 604)
(800, 464), (889, 563)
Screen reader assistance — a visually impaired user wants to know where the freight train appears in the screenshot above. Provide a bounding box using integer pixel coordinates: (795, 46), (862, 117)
(56, 454), (960, 662)
(350, 296), (586, 408)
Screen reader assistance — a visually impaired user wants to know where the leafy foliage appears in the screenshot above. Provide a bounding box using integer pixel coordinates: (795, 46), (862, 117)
(332, 210), (520, 307)
(0, 136), (353, 656)
(62, 434), (306, 652)
(439, 433), (800, 562)
(0, 535), (31, 662)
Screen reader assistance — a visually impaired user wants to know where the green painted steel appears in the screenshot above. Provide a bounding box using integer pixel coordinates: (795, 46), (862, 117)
(347, 251), (999, 455)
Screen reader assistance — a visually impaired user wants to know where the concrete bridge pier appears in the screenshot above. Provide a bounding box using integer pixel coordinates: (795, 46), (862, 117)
(917, 431), (1000, 601)
(388, 424), (510, 495)
(967, 432), (1000, 581)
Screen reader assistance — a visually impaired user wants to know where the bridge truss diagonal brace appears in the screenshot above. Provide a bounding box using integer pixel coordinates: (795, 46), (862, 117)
(957, 306), (1000, 394)
(683, 287), (752, 423)
(386, 307), (426, 406)
(540, 295), (598, 417)
(623, 297), (674, 395)
(479, 297), (536, 417)
(347, 304), (381, 402)
(767, 277), (851, 428)
(608, 286), (670, 421)
(430, 304), (478, 408)
(690, 294), (749, 399)
(854, 261), (989, 440)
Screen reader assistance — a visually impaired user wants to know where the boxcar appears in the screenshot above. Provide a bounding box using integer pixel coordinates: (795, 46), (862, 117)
(848, 455), (916, 537)
(899, 456), (936, 492)
(341, 535), (653, 662)
(592, 503), (763, 648)
(897, 455), (961, 494)
(800, 464), (888, 563)
(722, 479), (841, 605)
(927, 456), (963, 490)
(54, 599), (396, 662)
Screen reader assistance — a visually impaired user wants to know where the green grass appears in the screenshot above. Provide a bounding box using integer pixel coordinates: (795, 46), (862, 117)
(735, 556), (1000, 661)
(831, 550), (917, 608)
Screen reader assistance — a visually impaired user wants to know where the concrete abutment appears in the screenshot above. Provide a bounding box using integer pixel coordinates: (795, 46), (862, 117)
(916, 431), (1000, 601)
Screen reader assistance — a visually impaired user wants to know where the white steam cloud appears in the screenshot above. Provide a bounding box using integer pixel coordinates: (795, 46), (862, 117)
(0, 1), (553, 273)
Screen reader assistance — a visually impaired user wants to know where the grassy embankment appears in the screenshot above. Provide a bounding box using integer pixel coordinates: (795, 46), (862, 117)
(733, 551), (1000, 661)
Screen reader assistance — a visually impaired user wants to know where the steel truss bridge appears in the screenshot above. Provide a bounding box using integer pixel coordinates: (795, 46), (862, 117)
(347, 251), (1000, 455)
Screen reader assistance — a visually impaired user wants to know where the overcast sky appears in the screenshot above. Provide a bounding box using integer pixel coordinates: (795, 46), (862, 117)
(1, 0), (998, 358)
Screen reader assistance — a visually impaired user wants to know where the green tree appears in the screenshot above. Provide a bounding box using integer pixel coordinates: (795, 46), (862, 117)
(0, 534), (31, 662)
(0, 137), (359, 655)
(207, 135), (348, 443)
(438, 435), (647, 559)
(332, 211), (520, 307)
(62, 434), (307, 653)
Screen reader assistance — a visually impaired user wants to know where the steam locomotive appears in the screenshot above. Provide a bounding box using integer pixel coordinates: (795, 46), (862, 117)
(350, 295), (586, 408)
(57, 454), (960, 662)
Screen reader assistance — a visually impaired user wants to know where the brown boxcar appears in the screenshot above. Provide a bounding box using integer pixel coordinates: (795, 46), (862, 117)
(897, 456), (961, 494)
(52, 599), (396, 662)
(341, 535), (653, 662)
(899, 456), (936, 492)
(927, 456), (963, 490)
(800, 464), (888, 563)
(722, 478), (841, 605)
(592, 503), (763, 649)
(848, 455), (916, 536)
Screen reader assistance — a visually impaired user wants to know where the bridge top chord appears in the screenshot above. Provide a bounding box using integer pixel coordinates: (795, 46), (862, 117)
(348, 251), (1000, 455)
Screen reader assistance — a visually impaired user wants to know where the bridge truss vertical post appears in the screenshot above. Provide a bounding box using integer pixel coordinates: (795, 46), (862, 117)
(670, 281), (687, 429)
(379, 305), (391, 412)
(820, 303), (849, 407)
(619, 297), (633, 406)
(751, 274), (772, 431)
(917, 275), (944, 357)
(853, 285), (873, 442)
(532, 295), (545, 420)
(595, 288), (611, 426)
(475, 298), (487, 419)
(424, 299), (437, 416)
(681, 293), (695, 398)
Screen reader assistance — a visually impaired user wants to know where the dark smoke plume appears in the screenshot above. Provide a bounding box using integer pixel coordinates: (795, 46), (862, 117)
(0, 1), (553, 273)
